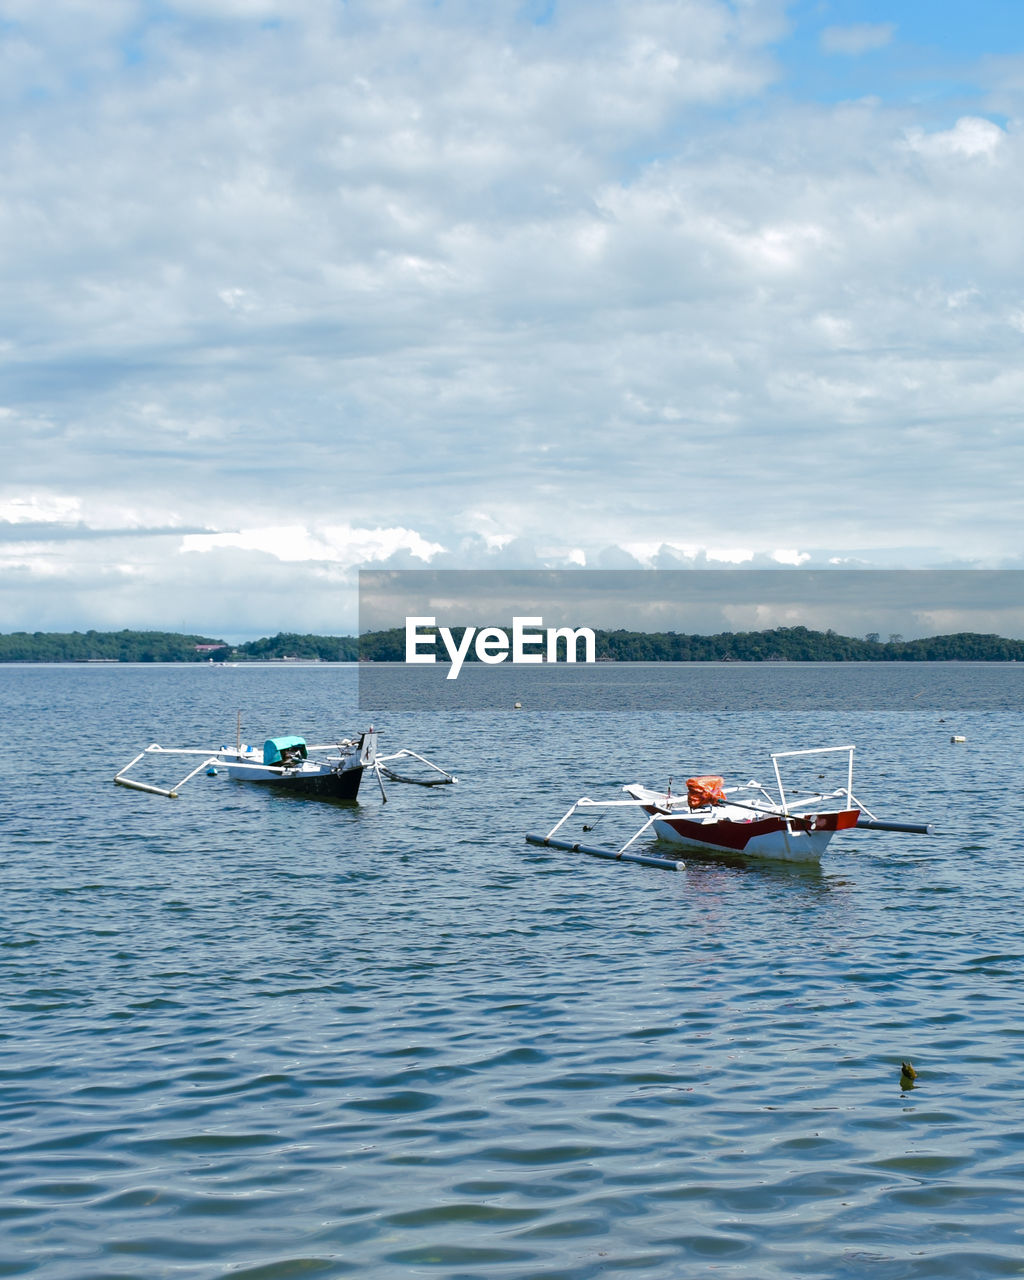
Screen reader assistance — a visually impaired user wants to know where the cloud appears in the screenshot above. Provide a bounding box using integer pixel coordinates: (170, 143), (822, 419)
(904, 116), (1005, 161)
(359, 567), (1024, 640)
(180, 523), (444, 566)
(3, 502), (1021, 638)
(0, 494), (83, 524)
(820, 23), (895, 56)
(2, 2), (1024, 632)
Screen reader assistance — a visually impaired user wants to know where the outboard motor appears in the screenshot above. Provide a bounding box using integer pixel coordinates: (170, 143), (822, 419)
(359, 728), (378, 767)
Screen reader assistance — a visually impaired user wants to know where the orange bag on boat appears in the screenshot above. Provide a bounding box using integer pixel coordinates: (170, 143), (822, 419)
(686, 775), (726, 808)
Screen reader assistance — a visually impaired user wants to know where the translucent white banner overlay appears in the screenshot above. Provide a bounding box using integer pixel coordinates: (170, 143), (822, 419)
(357, 569), (1024, 710)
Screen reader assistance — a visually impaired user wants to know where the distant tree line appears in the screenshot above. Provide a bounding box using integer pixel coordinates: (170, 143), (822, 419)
(0, 629), (227, 663)
(235, 632), (360, 662)
(596, 626), (1024, 662)
(3, 625), (1023, 663)
(358, 624), (1024, 663)
(0, 629), (358, 663)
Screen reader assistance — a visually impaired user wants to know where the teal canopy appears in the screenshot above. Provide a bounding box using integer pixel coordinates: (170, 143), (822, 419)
(263, 736), (307, 765)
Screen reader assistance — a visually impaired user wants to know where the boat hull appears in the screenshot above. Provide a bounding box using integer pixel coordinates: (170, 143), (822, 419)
(221, 759), (365, 799)
(264, 766), (363, 800)
(649, 808), (860, 863)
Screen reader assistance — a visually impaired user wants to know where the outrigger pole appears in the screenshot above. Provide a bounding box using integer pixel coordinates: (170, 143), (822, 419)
(373, 760), (388, 803)
(369, 747), (459, 804)
(114, 746), (220, 798)
(526, 833), (685, 872)
(856, 817), (934, 834)
(374, 749), (457, 787)
(525, 797), (686, 872)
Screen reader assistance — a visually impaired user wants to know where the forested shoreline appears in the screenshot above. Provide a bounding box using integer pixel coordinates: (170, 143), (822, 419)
(2, 627), (1023, 663)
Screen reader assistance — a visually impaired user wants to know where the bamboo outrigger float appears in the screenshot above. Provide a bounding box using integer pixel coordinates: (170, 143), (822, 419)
(115, 719), (455, 802)
(527, 745), (933, 870)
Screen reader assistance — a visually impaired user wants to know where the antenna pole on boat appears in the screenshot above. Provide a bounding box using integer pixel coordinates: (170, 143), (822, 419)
(236, 711), (241, 755)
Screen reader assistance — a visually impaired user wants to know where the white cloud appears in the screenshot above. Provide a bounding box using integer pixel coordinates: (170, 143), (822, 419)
(905, 116), (1005, 161)
(180, 523), (444, 566)
(2, 2), (1024, 631)
(820, 23), (895, 56)
(0, 493), (82, 523)
(704, 547), (754, 564)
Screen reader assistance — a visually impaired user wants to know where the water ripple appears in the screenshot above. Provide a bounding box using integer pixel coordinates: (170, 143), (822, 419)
(2, 666), (1024, 1277)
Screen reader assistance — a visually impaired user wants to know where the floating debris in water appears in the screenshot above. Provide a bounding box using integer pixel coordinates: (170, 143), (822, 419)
(900, 1061), (917, 1089)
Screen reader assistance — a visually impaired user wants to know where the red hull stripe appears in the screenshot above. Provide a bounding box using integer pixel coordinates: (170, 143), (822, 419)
(647, 808), (860, 852)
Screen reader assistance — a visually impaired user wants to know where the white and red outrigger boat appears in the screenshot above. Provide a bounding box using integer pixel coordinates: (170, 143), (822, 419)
(527, 745), (933, 870)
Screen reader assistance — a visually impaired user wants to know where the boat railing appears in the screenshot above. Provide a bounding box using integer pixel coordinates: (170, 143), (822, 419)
(779, 786), (850, 807)
(723, 781), (775, 805)
(849, 790), (877, 821)
(770, 744), (856, 814)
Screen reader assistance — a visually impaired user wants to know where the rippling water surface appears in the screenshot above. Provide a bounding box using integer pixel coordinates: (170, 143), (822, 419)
(2, 663), (1024, 1279)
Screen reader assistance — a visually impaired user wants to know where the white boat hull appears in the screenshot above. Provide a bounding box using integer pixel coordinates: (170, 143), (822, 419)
(219, 736), (373, 800)
(648, 811), (859, 863)
(220, 756), (365, 798)
(622, 783), (861, 864)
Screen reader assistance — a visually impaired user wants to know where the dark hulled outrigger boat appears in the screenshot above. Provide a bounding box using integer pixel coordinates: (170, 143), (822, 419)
(115, 725), (455, 801)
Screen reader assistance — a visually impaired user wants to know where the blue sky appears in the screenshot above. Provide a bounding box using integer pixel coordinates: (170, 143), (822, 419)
(2, 0), (1024, 638)
(779, 0), (1022, 109)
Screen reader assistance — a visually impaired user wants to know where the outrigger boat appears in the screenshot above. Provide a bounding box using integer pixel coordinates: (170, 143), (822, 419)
(526, 745), (933, 870)
(115, 723), (455, 802)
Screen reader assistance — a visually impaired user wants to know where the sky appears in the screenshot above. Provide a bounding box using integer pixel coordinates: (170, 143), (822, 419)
(2, 0), (1024, 639)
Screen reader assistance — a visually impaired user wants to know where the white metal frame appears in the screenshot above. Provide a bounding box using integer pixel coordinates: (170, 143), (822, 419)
(114, 745), (221, 798)
(543, 797), (664, 856)
(768, 744), (876, 821)
(375, 748), (457, 782)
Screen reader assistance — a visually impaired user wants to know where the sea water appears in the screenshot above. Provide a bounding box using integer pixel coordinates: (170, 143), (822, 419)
(1, 662), (1023, 1279)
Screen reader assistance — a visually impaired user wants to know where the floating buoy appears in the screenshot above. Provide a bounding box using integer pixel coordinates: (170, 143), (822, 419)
(206, 766), (218, 775)
(950, 735), (966, 743)
(513, 701), (522, 709)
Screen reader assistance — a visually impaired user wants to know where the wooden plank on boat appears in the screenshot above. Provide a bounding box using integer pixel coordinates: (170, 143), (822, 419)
(525, 833), (685, 872)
